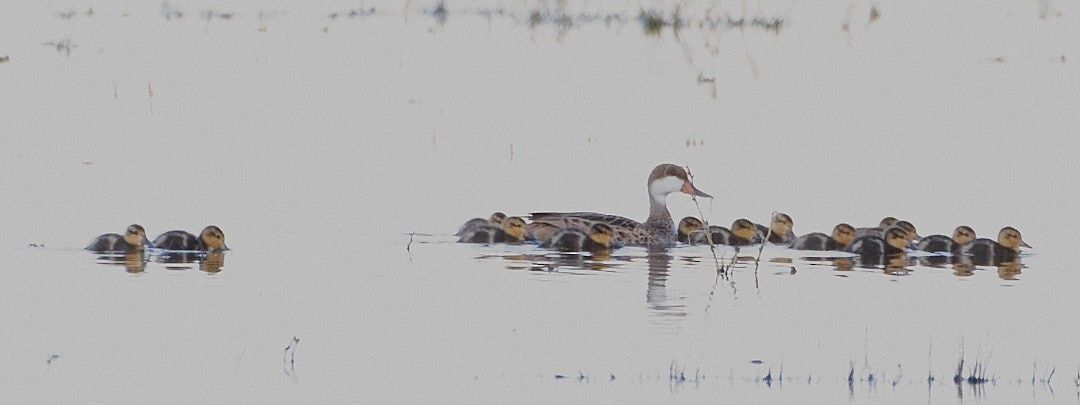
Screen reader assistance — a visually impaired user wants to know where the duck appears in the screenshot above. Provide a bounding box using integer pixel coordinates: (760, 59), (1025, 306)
(853, 217), (898, 238)
(86, 224), (152, 253)
(541, 223), (617, 252)
(458, 216), (528, 244)
(957, 226), (1031, 265)
(455, 212), (507, 236)
(677, 217), (705, 244)
(791, 223), (856, 251)
(754, 212), (796, 245)
(527, 164), (712, 247)
(844, 225), (908, 264)
(153, 225), (229, 252)
(688, 218), (762, 246)
(854, 219), (921, 248)
(916, 226), (976, 253)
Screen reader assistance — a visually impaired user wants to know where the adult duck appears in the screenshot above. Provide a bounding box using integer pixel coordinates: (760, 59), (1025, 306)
(528, 164), (712, 247)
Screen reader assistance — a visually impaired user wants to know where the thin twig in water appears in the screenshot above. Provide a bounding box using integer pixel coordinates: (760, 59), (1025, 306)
(283, 336), (300, 379)
(406, 232), (415, 252)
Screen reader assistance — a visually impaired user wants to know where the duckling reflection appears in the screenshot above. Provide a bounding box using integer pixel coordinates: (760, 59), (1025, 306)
(153, 226), (228, 252)
(86, 224), (152, 253)
(94, 251), (149, 273)
(917, 226), (976, 267)
(997, 261), (1024, 280)
(456, 212), (507, 236)
(755, 213), (795, 245)
(457, 216), (527, 244)
(956, 226), (1031, 266)
(541, 223), (617, 253)
(154, 250), (227, 273)
(684, 218), (761, 246)
(845, 226), (908, 267)
(791, 223), (856, 251)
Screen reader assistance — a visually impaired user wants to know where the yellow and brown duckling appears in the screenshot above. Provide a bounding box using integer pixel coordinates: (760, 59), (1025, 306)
(855, 219), (921, 248)
(153, 226), (228, 252)
(917, 226), (976, 253)
(455, 212), (507, 236)
(754, 212), (795, 245)
(86, 224), (152, 253)
(541, 223), (617, 252)
(458, 216), (528, 244)
(528, 164), (712, 247)
(845, 225), (908, 262)
(957, 226), (1031, 265)
(791, 223), (856, 251)
(699, 219), (762, 246)
(677, 217), (706, 244)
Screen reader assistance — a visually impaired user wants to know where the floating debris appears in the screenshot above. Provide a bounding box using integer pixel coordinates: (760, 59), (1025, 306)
(161, 1), (183, 20)
(42, 39), (75, 57)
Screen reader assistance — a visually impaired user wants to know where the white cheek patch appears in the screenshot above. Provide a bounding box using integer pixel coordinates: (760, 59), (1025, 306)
(649, 176), (685, 203)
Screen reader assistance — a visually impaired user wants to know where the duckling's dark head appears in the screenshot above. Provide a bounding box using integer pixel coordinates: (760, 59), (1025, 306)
(997, 227), (1031, 250)
(502, 217), (527, 241)
(678, 217), (704, 240)
(884, 227), (909, 250)
(489, 212), (507, 225)
(770, 213), (794, 234)
(124, 224), (149, 247)
(732, 219), (759, 241)
(879, 217), (899, 228)
(832, 223), (856, 246)
(895, 221), (920, 241)
(589, 223), (616, 248)
(200, 226), (228, 251)
(953, 226), (976, 245)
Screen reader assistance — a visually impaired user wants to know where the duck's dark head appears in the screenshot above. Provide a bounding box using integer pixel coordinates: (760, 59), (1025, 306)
(952, 226), (976, 245)
(200, 226), (228, 251)
(895, 220), (921, 241)
(588, 223), (616, 248)
(502, 217), (528, 241)
(997, 227), (1031, 251)
(832, 223), (856, 246)
(732, 218), (760, 242)
(124, 224), (150, 248)
(677, 217), (704, 242)
(884, 227), (909, 250)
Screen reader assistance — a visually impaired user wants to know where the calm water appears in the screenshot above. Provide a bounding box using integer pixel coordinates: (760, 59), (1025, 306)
(1, 0), (1079, 403)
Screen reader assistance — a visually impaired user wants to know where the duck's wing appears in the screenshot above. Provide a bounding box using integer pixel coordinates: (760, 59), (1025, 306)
(528, 212), (641, 243)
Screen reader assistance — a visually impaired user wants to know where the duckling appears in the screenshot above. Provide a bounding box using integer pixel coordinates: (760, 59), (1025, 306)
(86, 224), (152, 253)
(754, 213), (795, 245)
(957, 226), (1031, 265)
(455, 212), (507, 236)
(853, 217), (899, 238)
(791, 223), (856, 251)
(541, 223), (617, 252)
(458, 216), (528, 244)
(917, 226), (976, 253)
(687, 218), (762, 246)
(854, 220), (921, 248)
(153, 226), (228, 252)
(845, 226), (908, 264)
(677, 217), (705, 244)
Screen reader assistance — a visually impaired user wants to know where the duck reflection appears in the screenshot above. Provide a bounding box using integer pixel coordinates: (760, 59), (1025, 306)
(155, 251), (227, 273)
(645, 248), (684, 316)
(95, 251), (149, 273)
